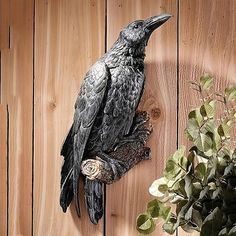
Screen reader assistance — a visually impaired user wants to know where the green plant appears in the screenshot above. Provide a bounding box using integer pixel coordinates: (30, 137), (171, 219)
(137, 74), (236, 236)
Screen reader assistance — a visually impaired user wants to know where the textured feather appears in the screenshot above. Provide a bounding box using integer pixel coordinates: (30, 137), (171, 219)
(64, 62), (109, 215)
(60, 126), (74, 212)
(84, 178), (103, 224)
(99, 66), (145, 151)
(60, 61), (109, 215)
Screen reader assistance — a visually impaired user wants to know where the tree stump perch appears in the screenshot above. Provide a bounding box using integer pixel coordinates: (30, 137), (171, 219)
(81, 111), (152, 184)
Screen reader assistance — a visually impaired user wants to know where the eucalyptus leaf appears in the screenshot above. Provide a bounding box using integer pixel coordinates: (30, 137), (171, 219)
(213, 129), (221, 150)
(203, 148), (213, 157)
(181, 222), (197, 233)
(185, 206), (203, 230)
(194, 133), (212, 152)
(225, 85), (236, 101)
(179, 156), (188, 170)
(212, 187), (222, 200)
(149, 177), (168, 198)
(164, 147), (188, 180)
(204, 120), (216, 133)
(137, 214), (156, 234)
(186, 118), (200, 140)
(162, 222), (175, 235)
(170, 194), (185, 204)
(146, 199), (171, 220)
(199, 186), (210, 200)
(188, 108), (203, 125)
(232, 149), (236, 160)
(200, 207), (223, 236)
(228, 91), (236, 101)
(175, 199), (195, 232)
(218, 146), (231, 161)
(195, 163), (207, 180)
(207, 182), (216, 190)
(228, 226), (236, 236)
(200, 101), (215, 119)
(164, 160), (182, 180)
(159, 204), (171, 221)
(147, 199), (160, 218)
(207, 158), (217, 182)
(192, 182), (202, 190)
(218, 122), (231, 138)
(188, 110), (197, 119)
(184, 175), (193, 198)
(173, 145), (186, 161)
(225, 85), (236, 96)
(223, 162), (234, 177)
(200, 74), (214, 90)
(218, 227), (228, 236)
(209, 99), (216, 109)
(162, 215), (177, 235)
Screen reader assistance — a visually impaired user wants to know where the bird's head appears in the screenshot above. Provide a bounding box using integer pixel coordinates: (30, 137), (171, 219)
(120, 14), (172, 46)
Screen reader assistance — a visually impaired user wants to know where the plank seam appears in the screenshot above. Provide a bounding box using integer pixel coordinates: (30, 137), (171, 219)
(0, 50), (1, 103)
(6, 104), (9, 236)
(8, 26), (11, 49)
(31, 0), (36, 235)
(176, 0), (180, 150)
(103, 1), (107, 236)
(176, 0), (180, 236)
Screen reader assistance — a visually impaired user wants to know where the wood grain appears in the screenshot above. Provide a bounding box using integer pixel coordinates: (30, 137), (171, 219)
(1, 0), (34, 235)
(106, 1), (177, 235)
(0, 0), (9, 49)
(34, 0), (105, 235)
(0, 105), (7, 236)
(179, 0), (236, 235)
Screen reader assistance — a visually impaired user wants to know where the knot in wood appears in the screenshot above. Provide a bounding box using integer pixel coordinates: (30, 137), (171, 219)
(150, 107), (161, 120)
(49, 101), (57, 110)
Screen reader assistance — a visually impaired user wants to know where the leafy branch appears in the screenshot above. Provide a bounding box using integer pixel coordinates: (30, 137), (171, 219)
(137, 75), (236, 236)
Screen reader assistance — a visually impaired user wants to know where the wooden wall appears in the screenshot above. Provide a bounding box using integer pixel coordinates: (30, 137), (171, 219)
(0, 0), (235, 235)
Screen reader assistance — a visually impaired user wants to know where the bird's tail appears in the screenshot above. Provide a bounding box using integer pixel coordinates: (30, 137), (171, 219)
(60, 125), (74, 213)
(84, 177), (104, 224)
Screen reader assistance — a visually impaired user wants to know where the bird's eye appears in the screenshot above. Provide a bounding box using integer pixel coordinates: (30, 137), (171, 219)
(133, 25), (139, 29)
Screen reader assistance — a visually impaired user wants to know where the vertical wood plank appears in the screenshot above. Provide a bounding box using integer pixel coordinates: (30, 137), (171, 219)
(1, 0), (34, 235)
(106, 1), (177, 235)
(0, 105), (7, 236)
(179, 0), (236, 235)
(0, 0), (10, 49)
(34, 0), (105, 235)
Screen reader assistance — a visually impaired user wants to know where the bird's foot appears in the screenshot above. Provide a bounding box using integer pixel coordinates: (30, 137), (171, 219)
(114, 111), (152, 151)
(131, 110), (150, 133)
(97, 152), (129, 181)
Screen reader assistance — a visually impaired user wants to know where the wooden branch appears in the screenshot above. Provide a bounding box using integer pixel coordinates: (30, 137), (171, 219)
(81, 111), (152, 184)
(81, 158), (114, 184)
(81, 136), (150, 184)
(81, 145), (151, 184)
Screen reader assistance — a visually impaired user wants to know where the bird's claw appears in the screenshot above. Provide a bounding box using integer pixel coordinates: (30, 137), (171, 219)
(131, 111), (150, 133)
(97, 153), (129, 180)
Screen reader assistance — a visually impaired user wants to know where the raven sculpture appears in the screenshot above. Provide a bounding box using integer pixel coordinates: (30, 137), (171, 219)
(60, 14), (171, 224)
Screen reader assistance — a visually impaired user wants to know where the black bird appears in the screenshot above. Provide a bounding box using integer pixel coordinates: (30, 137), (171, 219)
(60, 14), (171, 224)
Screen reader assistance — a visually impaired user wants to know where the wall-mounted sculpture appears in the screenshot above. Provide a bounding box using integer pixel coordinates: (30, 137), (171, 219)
(60, 14), (171, 224)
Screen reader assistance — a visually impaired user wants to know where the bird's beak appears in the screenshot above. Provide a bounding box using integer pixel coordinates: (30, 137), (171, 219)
(145, 14), (172, 32)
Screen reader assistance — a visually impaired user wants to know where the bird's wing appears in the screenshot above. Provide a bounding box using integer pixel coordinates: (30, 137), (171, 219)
(60, 61), (109, 216)
(73, 61), (109, 216)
